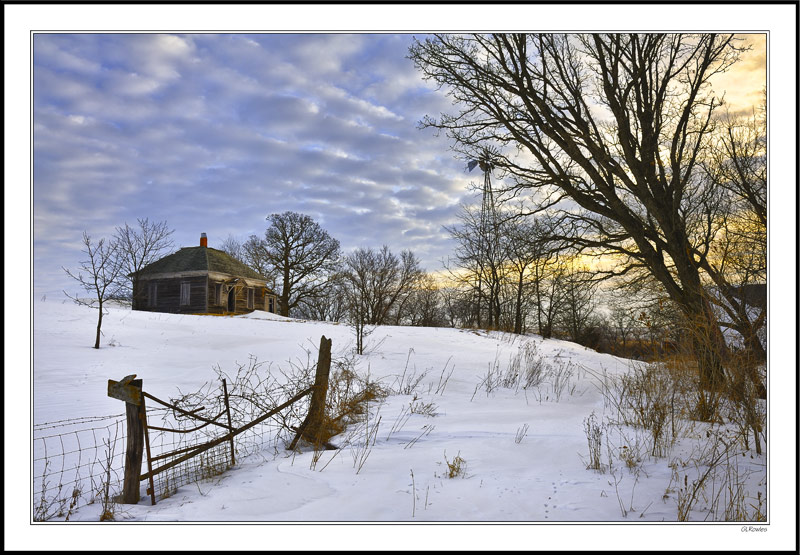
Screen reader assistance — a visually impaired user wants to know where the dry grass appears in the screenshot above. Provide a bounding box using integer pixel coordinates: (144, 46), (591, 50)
(583, 411), (603, 471)
(443, 451), (467, 479)
(315, 356), (388, 448)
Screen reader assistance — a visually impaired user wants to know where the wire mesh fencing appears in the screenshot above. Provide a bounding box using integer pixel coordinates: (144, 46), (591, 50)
(143, 400), (300, 501)
(33, 414), (127, 521)
(33, 347), (329, 521)
(33, 379), (311, 521)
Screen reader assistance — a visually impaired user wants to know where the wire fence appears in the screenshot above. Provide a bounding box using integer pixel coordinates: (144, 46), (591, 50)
(33, 394), (308, 521)
(144, 400), (297, 501)
(33, 414), (127, 521)
(33, 347), (326, 521)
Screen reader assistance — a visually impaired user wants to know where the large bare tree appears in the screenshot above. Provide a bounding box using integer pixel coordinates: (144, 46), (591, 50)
(410, 33), (751, 392)
(262, 211), (340, 317)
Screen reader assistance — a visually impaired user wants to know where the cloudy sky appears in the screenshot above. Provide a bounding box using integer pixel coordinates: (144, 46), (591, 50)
(32, 32), (479, 297)
(28, 27), (769, 299)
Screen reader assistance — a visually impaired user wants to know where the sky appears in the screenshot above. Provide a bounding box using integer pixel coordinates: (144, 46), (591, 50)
(32, 32), (474, 297)
(10, 4), (786, 304)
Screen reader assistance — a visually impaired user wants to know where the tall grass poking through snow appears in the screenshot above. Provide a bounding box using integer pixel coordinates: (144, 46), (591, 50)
(593, 361), (688, 458)
(472, 339), (579, 402)
(583, 411), (603, 471)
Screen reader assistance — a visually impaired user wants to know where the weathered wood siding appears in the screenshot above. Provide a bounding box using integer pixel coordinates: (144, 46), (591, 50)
(134, 275), (277, 316)
(135, 276), (208, 314)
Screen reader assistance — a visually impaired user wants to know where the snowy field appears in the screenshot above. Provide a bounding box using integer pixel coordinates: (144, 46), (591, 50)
(14, 298), (793, 550)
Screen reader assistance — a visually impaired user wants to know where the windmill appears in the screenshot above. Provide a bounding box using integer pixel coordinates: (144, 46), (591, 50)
(467, 155), (498, 244)
(467, 152), (500, 328)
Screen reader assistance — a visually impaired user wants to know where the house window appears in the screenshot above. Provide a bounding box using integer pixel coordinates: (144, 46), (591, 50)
(148, 283), (158, 307)
(181, 282), (191, 306)
(247, 287), (255, 309)
(215, 284), (222, 305)
(268, 297), (275, 313)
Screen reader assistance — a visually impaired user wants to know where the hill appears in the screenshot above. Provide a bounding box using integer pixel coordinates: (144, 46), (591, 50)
(31, 299), (766, 528)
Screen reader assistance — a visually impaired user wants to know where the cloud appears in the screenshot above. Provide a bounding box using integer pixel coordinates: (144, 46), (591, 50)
(33, 33), (470, 296)
(35, 32), (764, 297)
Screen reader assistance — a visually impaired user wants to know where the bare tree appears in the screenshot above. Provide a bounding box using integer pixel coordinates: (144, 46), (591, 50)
(218, 234), (244, 261)
(339, 245), (423, 353)
(261, 212), (340, 317)
(341, 245), (423, 326)
(410, 33), (751, 393)
(405, 273), (446, 327)
(503, 215), (557, 334)
(63, 232), (125, 349)
(114, 218), (174, 309)
(703, 100), (767, 362)
(443, 204), (508, 329)
(556, 260), (599, 344)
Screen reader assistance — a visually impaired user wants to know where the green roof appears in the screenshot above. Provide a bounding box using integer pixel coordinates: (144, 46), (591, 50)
(139, 246), (267, 282)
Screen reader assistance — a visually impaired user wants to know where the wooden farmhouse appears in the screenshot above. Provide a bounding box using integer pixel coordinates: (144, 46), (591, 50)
(133, 233), (278, 315)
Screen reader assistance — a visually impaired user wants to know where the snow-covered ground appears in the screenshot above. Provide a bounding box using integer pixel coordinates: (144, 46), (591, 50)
(11, 298), (793, 550)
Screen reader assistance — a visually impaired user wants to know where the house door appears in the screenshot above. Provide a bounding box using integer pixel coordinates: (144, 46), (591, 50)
(227, 288), (236, 312)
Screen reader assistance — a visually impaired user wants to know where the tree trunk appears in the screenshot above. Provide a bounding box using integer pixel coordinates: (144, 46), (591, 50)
(94, 302), (103, 349)
(683, 298), (728, 393)
(514, 271), (524, 334)
(280, 266), (291, 316)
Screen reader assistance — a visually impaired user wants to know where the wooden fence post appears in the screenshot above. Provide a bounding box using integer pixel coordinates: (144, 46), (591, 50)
(121, 378), (144, 504)
(222, 378), (235, 466)
(289, 335), (332, 449)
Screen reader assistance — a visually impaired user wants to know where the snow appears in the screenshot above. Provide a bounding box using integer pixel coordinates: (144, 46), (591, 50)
(13, 298), (789, 550)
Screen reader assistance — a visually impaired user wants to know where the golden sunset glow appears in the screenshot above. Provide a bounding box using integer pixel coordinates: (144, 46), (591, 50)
(710, 34), (766, 115)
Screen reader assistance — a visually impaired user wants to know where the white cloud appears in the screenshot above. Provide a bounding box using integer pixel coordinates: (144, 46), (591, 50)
(31, 33), (500, 296)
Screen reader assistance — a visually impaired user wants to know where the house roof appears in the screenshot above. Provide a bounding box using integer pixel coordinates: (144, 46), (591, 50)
(139, 246), (268, 282)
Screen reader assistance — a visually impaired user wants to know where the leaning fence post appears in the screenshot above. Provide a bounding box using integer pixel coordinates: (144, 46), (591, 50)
(289, 335), (332, 450)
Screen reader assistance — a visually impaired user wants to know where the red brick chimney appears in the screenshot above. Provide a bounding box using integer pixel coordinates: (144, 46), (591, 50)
(200, 232), (207, 248)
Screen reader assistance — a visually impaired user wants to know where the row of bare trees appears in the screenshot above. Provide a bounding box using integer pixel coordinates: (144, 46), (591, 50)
(223, 209), (610, 352)
(220, 212), (430, 354)
(442, 203), (601, 341)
